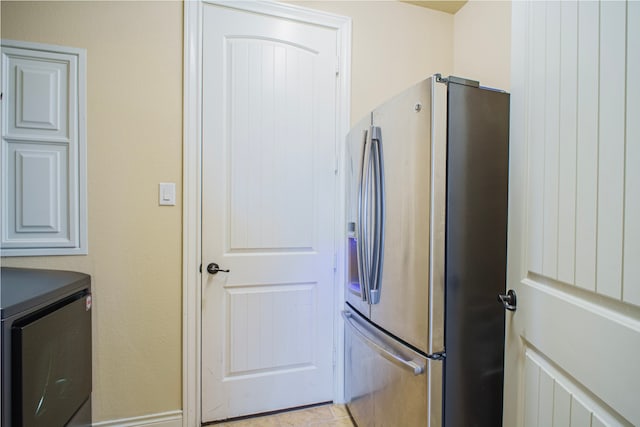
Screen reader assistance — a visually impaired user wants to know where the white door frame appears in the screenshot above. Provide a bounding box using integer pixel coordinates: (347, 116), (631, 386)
(182, 2), (351, 425)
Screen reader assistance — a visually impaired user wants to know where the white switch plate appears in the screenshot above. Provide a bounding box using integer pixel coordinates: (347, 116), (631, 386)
(159, 182), (176, 206)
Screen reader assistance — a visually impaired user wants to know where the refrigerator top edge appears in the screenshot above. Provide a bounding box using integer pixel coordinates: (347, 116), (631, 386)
(438, 73), (510, 93)
(349, 74), (509, 129)
(435, 74), (479, 88)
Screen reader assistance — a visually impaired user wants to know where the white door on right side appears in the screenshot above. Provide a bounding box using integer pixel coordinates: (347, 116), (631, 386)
(505, 1), (640, 426)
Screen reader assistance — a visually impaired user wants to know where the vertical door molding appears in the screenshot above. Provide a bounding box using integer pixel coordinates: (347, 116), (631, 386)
(1, 39), (87, 256)
(182, 2), (351, 425)
(182, 2), (203, 426)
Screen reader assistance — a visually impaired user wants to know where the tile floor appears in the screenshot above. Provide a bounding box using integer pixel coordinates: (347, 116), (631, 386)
(212, 404), (355, 427)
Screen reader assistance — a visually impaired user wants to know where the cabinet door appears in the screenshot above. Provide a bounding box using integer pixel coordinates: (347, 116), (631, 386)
(1, 41), (86, 255)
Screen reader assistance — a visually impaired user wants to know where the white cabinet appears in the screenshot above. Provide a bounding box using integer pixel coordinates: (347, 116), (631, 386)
(1, 40), (87, 256)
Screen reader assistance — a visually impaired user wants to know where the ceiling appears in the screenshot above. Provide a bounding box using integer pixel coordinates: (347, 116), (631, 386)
(401, 1), (468, 15)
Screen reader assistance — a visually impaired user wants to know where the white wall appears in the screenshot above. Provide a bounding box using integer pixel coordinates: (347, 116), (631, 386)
(295, 0), (512, 120)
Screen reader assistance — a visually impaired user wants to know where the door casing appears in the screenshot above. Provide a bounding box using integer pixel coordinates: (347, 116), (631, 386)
(182, 2), (351, 425)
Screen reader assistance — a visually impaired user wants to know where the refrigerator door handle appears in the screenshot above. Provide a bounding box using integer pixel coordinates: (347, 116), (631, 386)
(342, 311), (425, 376)
(369, 126), (385, 304)
(357, 129), (371, 302)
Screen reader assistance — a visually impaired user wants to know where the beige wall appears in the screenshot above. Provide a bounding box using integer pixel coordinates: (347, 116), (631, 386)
(289, 1), (454, 123)
(1, 1), (183, 422)
(295, 0), (512, 121)
(1, 0), (511, 423)
(453, 0), (511, 90)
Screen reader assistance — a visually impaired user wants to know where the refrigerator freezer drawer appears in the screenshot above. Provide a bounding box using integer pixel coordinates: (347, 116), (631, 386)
(344, 309), (442, 427)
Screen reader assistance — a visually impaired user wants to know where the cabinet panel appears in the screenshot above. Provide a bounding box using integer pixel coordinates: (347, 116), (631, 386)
(16, 63), (63, 131)
(5, 50), (74, 140)
(1, 40), (86, 255)
(5, 142), (72, 246)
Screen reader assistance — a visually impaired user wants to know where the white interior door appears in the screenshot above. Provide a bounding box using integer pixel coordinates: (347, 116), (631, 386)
(505, 1), (640, 426)
(201, 2), (340, 422)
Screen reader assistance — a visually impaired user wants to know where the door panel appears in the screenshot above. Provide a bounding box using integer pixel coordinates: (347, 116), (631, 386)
(506, 2), (640, 426)
(201, 3), (338, 422)
(226, 38), (316, 252)
(574, 0), (599, 292)
(523, 350), (620, 427)
(624, 1), (640, 306)
(226, 284), (315, 374)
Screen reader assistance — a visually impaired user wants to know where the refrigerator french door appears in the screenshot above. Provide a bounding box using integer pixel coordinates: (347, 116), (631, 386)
(344, 75), (510, 427)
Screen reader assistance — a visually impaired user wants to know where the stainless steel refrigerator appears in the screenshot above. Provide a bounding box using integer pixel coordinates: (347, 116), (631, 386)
(343, 74), (510, 427)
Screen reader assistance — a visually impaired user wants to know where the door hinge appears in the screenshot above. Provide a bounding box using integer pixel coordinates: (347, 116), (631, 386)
(333, 252), (337, 272)
(336, 56), (340, 76)
(427, 352), (446, 361)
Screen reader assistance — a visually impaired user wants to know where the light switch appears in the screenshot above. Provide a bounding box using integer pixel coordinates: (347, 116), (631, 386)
(159, 182), (176, 206)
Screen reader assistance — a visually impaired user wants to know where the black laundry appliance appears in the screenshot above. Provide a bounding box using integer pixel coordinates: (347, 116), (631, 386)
(1, 267), (92, 427)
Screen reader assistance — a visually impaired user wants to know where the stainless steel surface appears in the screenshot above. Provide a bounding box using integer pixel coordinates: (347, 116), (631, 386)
(357, 127), (370, 303)
(344, 311), (374, 427)
(428, 78), (447, 355)
(344, 74), (509, 427)
(361, 126), (376, 304)
(427, 354), (443, 427)
(369, 77), (433, 352)
(344, 307), (441, 427)
(346, 114), (373, 317)
(369, 127), (385, 305)
(443, 79), (510, 427)
(342, 311), (423, 375)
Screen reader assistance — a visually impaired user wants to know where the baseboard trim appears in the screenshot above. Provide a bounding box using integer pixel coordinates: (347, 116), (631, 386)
(92, 410), (182, 427)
